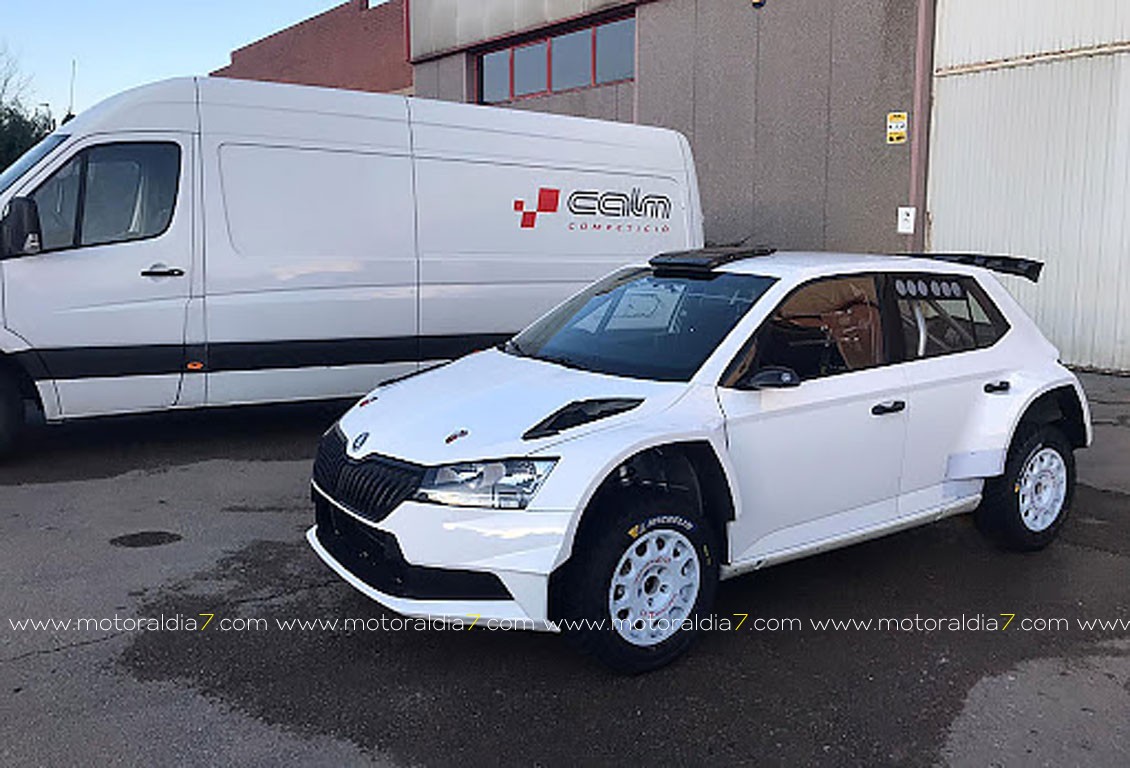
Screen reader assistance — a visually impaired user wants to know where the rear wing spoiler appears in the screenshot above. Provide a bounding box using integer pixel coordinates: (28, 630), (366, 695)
(900, 252), (1044, 283)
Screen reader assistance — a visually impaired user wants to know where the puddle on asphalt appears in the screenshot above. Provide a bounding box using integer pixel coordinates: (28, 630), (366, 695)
(941, 649), (1130, 765)
(110, 531), (184, 548)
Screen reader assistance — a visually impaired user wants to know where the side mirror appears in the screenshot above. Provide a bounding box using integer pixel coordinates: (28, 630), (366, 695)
(742, 365), (802, 390)
(0, 197), (43, 259)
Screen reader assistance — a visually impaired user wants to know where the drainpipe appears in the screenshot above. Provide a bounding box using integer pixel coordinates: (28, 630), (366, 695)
(908, 0), (936, 252)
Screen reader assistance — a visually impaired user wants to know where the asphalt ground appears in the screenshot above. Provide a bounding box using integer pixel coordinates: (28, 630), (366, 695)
(1, 375), (1128, 766)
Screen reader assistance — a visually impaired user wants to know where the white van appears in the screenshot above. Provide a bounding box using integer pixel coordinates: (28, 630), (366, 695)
(0, 77), (703, 452)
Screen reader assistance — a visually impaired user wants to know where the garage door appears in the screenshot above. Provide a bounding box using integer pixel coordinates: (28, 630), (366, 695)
(927, 0), (1130, 370)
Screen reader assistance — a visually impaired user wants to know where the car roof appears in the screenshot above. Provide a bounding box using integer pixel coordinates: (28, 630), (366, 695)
(709, 251), (990, 282)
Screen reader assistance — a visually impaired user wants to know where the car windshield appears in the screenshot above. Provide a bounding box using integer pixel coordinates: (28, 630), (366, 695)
(505, 267), (777, 382)
(0, 133), (69, 197)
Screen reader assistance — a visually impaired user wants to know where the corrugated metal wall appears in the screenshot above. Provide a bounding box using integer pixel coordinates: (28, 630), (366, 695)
(928, 0), (1130, 370)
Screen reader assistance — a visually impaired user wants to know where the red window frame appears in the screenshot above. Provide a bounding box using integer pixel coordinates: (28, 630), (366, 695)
(478, 15), (636, 104)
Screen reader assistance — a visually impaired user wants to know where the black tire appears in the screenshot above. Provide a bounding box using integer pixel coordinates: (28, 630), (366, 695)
(560, 490), (720, 674)
(0, 372), (24, 457)
(975, 424), (1075, 551)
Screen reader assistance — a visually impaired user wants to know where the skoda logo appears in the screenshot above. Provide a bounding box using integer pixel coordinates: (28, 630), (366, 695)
(352, 432), (370, 452)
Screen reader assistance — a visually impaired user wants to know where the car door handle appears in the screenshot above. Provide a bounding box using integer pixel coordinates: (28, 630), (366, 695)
(984, 380), (1011, 394)
(141, 266), (185, 278)
(871, 400), (907, 416)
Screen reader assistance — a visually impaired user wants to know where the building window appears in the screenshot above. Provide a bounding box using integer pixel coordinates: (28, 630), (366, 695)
(595, 18), (635, 84)
(552, 29), (592, 92)
(481, 49), (511, 104)
(514, 41), (549, 97)
(479, 16), (636, 104)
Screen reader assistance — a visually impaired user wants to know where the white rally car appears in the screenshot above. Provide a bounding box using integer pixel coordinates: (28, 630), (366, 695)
(308, 249), (1091, 673)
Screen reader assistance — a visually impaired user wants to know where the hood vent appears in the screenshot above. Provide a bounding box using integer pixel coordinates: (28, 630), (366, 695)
(523, 399), (644, 441)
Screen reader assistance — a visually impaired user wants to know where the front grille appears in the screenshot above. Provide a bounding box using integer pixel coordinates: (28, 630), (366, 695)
(313, 426), (425, 525)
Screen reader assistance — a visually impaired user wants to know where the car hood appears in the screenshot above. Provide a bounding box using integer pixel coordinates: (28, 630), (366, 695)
(337, 348), (684, 466)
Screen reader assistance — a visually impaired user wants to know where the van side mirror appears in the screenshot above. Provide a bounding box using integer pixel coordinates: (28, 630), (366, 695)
(0, 197), (43, 259)
(741, 365), (802, 390)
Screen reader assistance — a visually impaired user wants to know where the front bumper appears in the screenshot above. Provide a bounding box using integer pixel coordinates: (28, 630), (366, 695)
(308, 482), (571, 630)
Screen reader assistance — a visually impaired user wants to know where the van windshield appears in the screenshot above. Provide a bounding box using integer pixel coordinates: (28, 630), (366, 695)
(504, 268), (776, 382)
(0, 134), (69, 197)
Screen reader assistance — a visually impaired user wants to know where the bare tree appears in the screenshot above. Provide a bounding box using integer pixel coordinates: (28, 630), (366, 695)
(0, 43), (32, 107)
(0, 44), (52, 172)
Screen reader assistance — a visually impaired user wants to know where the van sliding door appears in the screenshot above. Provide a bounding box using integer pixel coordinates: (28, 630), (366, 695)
(198, 83), (417, 405)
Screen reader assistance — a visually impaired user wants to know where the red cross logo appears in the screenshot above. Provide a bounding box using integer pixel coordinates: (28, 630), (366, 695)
(514, 188), (561, 229)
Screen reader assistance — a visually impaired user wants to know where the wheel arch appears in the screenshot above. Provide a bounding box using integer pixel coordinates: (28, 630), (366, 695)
(547, 440), (737, 621)
(1012, 383), (1090, 451)
(0, 349), (45, 413)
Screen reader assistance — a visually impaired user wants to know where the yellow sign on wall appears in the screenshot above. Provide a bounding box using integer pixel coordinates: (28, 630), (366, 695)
(887, 112), (909, 145)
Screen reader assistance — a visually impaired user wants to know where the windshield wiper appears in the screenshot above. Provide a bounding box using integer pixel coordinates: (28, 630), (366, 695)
(501, 338), (529, 357)
(502, 341), (585, 372)
(535, 354), (588, 373)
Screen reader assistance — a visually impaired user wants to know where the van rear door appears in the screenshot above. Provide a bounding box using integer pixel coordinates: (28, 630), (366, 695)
(3, 135), (193, 417)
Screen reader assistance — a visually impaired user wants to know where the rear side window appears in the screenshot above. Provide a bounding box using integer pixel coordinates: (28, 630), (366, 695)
(894, 275), (1010, 359)
(745, 275), (887, 381)
(28, 142), (181, 252)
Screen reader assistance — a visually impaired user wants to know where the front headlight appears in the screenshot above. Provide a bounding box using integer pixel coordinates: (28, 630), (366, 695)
(415, 459), (557, 510)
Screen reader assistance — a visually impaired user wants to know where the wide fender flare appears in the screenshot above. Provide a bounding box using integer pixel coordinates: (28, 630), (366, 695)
(528, 417), (739, 571)
(948, 367), (1091, 480)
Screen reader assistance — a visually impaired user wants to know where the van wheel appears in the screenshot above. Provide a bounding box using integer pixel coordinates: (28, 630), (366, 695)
(0, 373), (24, 457)
(976, 424), (1075, 551)
(562, 491), (719, 674)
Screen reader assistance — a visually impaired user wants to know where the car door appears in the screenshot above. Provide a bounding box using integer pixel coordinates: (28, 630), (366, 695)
(892, 273), (1014, 514)
(717, 273), (909, 564)
(3, 137), (192, 417)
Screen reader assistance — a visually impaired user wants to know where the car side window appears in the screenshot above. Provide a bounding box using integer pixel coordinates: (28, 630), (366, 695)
(27, 142), (181, 253)
(894, 275), (1010, 359)
(743, 275), (886, 382)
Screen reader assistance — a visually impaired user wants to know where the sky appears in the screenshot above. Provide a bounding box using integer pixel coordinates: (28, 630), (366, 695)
(1, 0), (355, 118)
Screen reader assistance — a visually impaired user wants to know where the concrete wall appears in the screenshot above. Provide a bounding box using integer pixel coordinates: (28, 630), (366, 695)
(412, 0), (926, 253)
(637, 0), (922, 251)
(411, 0), (635, 61)
(413, 55), (474, 102)
(503, 82), (636, 123)
(213, 0), (413, 95)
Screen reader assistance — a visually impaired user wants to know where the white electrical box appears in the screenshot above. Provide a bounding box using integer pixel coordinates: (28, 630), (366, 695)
(897, 206), (917, 235)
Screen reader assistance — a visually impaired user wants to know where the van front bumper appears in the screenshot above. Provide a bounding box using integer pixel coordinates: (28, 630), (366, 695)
(308, 484), (571, 630)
